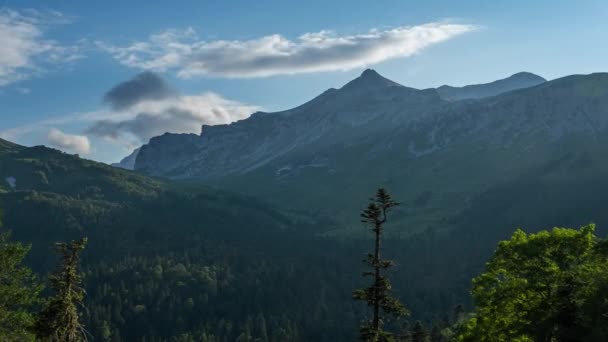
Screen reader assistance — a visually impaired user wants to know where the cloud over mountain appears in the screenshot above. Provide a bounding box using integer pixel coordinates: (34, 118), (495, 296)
(103, 71), (176, 110)
(98, 22), (476, 78)
(88, 90), (258, 146)
(46, 128), (91, 154)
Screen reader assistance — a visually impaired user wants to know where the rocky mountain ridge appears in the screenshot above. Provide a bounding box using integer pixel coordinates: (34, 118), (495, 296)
(131, 70), (608, 231)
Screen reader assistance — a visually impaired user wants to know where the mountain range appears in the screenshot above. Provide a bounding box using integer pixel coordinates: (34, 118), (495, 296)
(130, 69), (608, 234)
(134, 70), (549, 178)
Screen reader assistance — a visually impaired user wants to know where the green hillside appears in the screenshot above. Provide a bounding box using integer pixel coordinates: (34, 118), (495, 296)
(0, 144), (164, 198)
(0, 143), (369, 341)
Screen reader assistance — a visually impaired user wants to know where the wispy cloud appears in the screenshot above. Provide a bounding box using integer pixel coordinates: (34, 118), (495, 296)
(0, 8), (83, 86)
(98, 22), (476, 78)
(46, 128), (91, 155)
(1, 72), (259, 156)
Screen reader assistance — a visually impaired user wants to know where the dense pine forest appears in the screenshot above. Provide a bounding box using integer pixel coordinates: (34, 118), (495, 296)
(1, 142), (608, 341)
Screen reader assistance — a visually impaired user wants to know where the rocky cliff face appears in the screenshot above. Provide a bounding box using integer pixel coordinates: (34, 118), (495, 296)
(111, 147), (140, 170)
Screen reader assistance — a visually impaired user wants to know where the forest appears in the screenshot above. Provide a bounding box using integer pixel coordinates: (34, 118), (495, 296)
(2, 188), (608, 341)
(1, 140), (608, 341)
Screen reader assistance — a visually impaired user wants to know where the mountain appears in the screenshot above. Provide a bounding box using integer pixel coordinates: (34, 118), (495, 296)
(135, 69), (442, 179)
(133, 70), (608, 234)
(0, 137), (24, 154)
(111, 147), (140, 170)
(436, 72), (547, 100)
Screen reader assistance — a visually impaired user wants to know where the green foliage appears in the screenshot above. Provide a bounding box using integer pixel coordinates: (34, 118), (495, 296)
(0, 231), (42, 341)
(354, 189), (408, 341)
(457, 225), (608, 341)
(36, 238), (88, 342)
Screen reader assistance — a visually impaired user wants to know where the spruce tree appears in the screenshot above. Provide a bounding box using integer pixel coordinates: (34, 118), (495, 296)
(411, 321), (429, 342)
(0, 232), (42, 341)
(354, 188), (408, 341)
(429, 322), (443, 342)
(35, 238), (88, 342)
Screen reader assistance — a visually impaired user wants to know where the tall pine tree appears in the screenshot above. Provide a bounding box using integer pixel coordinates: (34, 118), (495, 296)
(354, 189), (408, 341)
(35, 238), (88, 342)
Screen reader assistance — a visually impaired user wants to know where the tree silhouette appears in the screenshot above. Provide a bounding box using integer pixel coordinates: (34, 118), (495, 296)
(354, 189), (408, 341)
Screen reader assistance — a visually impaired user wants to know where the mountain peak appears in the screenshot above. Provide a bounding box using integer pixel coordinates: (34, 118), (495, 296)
(341, 69), (402, 91)
(437, 72), (547, 100)
(509, 72), (547, 82)
(360, 68), (382, 79)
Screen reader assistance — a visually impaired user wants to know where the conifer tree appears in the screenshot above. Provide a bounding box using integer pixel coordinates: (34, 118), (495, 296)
(354, 189), (408, 341)
(429, 322), (445, 342)
(35, 238), (88, 342)
(411, 321), (429, 342)
(0, 232), (42, 341)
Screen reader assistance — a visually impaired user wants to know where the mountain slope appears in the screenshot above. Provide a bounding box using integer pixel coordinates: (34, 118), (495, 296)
(136, 69), (443, 178)
(0, 137), (24, 154)
(133, 71), (608, 235)
(436, 72), (547, 100)
(0, 144), (163, 199)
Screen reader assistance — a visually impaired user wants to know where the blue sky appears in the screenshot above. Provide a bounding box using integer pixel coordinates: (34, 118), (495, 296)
(1, 0), (607, 162)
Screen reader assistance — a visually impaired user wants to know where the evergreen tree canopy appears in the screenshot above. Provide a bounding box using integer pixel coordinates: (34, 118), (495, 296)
(36, 238), (88, 342)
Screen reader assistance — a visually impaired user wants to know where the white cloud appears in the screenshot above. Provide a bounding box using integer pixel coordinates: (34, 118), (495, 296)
(98, 22), (476, 78)
(86, 91), (259, 147)
(0, 8), (83, 86)
(46, 128), (91, 155)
